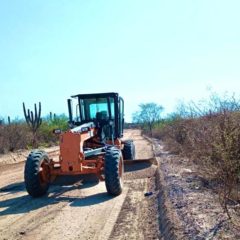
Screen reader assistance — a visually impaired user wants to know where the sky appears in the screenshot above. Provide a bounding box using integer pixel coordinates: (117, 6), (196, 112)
(0, 0), (240, 122)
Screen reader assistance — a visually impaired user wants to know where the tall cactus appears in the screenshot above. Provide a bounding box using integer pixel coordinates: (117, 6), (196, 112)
(23, 102), (42, 147)
(49, 111), (53, 121)
(49, 112), (57, 121)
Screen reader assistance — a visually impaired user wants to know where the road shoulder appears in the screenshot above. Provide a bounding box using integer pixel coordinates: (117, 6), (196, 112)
(151, 137), (240, 240)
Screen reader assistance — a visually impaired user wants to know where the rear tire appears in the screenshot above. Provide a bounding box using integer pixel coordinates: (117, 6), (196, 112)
(24, 150), (51, 197)
(105, 147), (123, 196)
(122, 140), (135, 160)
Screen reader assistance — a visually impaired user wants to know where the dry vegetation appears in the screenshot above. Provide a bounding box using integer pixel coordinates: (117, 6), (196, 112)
(0, 115), (68, 154)
(0, 123), (31, 153)
(147, 93), (240, 219)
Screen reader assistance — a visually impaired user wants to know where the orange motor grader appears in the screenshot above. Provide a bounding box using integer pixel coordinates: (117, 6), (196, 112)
(24, 92), (135, 197)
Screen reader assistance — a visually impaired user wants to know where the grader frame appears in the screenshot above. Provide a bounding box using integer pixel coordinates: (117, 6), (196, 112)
(24, 92), (135, 197)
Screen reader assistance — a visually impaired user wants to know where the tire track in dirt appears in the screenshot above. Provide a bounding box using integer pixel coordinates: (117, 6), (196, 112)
(110, 131), (160, 239)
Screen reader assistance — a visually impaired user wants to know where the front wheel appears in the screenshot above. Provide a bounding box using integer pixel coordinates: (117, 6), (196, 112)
(24, 150), (51, 197)
(104, 147), (124, 196)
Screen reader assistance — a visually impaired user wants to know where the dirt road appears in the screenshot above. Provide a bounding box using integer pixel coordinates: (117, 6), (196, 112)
(0, 130), (160, 240)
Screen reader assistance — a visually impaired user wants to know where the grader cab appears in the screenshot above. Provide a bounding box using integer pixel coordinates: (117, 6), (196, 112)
(24, 92), (135, 197)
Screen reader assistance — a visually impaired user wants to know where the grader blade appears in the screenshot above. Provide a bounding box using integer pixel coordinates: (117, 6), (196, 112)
(123, 157), (158, 173)
(123, 157), (158, 172)
(123, 157), (158, 166)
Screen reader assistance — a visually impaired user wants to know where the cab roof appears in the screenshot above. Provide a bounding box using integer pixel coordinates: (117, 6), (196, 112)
(71, 92), (119, 99)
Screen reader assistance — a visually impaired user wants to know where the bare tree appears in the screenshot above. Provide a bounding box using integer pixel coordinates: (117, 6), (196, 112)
(133, 102), (164, 136)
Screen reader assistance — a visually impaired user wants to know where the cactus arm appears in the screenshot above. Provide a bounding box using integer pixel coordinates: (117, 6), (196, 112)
(34, 103), (38, 127)
(37, 102), (42, 127)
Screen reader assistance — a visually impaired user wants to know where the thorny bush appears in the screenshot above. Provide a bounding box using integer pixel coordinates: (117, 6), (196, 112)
(0, 115), (68, 153)
(0, 123), (32, 154)
(150, 94), (240, 218)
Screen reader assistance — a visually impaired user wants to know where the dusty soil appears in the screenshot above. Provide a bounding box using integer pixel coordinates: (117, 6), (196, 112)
(0, 130), (160, 240)
(152, 138), (240, 240)
(110, 130), (159, 240)
(2, 129), (238, 239)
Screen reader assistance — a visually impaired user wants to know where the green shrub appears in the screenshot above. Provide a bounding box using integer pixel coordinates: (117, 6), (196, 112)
(38, 114), (68, 146)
